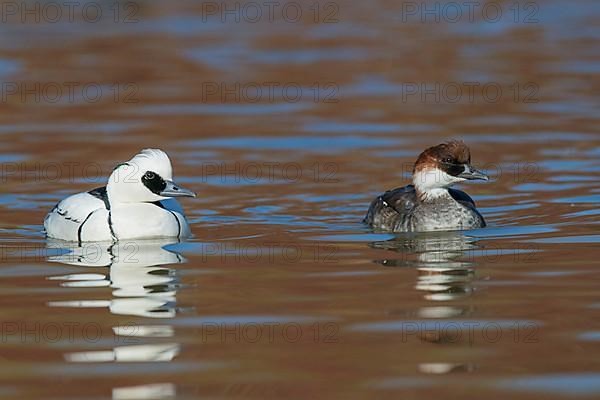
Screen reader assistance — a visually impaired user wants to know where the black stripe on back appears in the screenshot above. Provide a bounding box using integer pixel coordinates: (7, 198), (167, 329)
(89, 186), (116, 241)
(88, 186), (111, 210)
(77, 212), (95, 245)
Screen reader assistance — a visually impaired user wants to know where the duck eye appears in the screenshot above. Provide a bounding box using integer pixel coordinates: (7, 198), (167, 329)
(144, 172), (155, 180)
(442, 158), (452, 164)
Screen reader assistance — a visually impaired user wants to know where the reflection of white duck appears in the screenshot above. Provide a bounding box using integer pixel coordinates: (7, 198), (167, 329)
(112, 383), (176, 399)
(65, 343), (180, 363)
(47, 240), (185, 364)
(47, 240), (184, 318)
(44, 149), (195, 242)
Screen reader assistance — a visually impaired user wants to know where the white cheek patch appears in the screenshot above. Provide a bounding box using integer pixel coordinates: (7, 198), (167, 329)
(413, 168), (465, 195)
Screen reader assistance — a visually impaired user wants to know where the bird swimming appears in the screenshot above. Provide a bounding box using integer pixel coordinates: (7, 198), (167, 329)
(364, 140), (488, 232)
(44, 149), (196, 242)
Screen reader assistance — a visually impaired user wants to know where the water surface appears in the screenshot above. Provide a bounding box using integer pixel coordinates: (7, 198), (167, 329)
(0, 1), (599, 398)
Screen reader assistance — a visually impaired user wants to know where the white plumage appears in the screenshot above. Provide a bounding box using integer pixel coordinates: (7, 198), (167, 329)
(44, 149), (196, 242)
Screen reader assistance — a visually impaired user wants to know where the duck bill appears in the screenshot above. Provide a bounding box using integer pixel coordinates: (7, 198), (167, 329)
(459, 165), (489, 181)
(160, 180), (196, 198)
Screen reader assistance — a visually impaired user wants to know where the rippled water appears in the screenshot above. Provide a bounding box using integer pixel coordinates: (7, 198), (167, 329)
(0, 0), (599, 398)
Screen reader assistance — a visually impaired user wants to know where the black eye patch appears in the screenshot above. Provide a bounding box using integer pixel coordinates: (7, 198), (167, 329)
(141, 170), (167, 195)
(439, 159), (465, 177)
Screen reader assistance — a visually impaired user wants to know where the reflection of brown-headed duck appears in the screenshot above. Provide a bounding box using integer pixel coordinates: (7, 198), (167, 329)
(365, 141), (488, 232)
